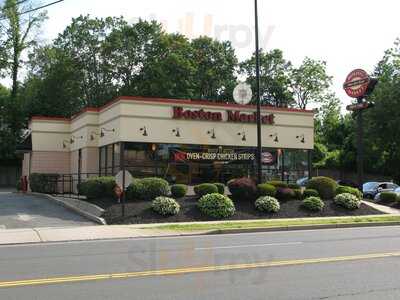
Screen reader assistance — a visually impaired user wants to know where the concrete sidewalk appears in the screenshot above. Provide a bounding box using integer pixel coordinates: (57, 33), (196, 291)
(362, 200), (400, 215)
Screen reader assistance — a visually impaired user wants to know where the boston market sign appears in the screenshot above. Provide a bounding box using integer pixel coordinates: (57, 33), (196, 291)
(172, 107), (275, 125)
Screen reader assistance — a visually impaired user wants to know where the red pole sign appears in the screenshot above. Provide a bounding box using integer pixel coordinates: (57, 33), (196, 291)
(343, 69), (370, 99)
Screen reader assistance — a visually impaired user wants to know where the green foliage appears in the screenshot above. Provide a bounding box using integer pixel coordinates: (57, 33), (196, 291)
(126, 179), (145, 200)
(257, 183), (277, 197)
(276, 188), (295, 201)
(170, 184), (188, 198)
(288, 183), (301, 189)
(152, 197), (180, 216)
(79, 176), (116, 199)
(29, 173), (59, 194)
(302, 197), (324, 212)
(255, 196), (280, 213)
(266, 181), (288, 189)
(306, 176), (338, 199)
(227, 177), (257, 199)
(293, 189), (303, 200)
(336, 186), (362, 200)
(379, 192), (398, 203)
(334, 193), (361, 210)
(194, 183), (218, 197)
(198, 193), (235, 219)
(139, 177), (170, 200)
(303, 189), (319, 198)
(213, 183), (225, 195)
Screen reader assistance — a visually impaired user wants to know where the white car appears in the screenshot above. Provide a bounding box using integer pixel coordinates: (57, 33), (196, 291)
(374, 186), (400, 201)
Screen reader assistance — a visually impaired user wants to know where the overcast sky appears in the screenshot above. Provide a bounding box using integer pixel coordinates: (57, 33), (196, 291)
(5, 0), (400, 107)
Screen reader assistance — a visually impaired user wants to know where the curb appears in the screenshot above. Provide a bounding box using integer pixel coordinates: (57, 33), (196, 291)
(30, 193), (107, 225)
(207, 221), (400, 235)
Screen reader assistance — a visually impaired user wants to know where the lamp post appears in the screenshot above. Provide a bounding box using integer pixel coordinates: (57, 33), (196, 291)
(254, 0), (262, 184)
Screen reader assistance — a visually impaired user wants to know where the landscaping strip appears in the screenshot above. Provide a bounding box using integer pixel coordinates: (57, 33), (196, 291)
(149, 215), (400, 232)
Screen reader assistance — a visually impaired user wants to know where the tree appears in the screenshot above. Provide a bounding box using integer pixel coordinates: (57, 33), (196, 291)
(191, 36), (237, 101)
(240, 49), (293, 107)
(290, 57), (332, 109)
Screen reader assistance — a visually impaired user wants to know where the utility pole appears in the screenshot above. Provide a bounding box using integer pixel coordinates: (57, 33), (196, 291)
(254, 0), (262, 184)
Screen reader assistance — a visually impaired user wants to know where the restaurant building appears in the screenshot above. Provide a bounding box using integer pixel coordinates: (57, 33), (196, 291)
(21, 96), (314, 185)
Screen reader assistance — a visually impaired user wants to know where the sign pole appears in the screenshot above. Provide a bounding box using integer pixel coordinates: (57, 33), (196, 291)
(254, 0), (263, 184)
(357, 97), (364, 190)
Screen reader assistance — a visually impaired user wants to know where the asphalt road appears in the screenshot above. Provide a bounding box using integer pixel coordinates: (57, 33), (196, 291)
(0, 193), (94, 229)
(1, 226), (400, 299)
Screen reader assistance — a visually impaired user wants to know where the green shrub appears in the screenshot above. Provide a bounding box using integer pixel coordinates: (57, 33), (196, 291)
(379, 192), (398, 202)
(266, 181), (288, 188)
(288, 183), (301, 189)
(306, 177), (338, 199)
(228, 177), (257, 199)
(29, 173), (59, 194)
(276, 188), (295, 201)
(194, 183), (218, 197)
(79, 176), (116, 199)
(126, 179), (145, 200)
(198, 193), (235, 219)
(303, 189), (319, 198)
(16, 179), (22, 191)
(170, 184), (188, 198)
(334, 193), (361, 210)
(293, 189), (303, 199)
(257, 184), (277, 197)
(152, 197), (180, 216)
(213, 183), (225, 195)
(336, 185), (362, 200)
(140, 177), (170, 200)
(255, 196), (280, 213)
(302, 197), (324, 212)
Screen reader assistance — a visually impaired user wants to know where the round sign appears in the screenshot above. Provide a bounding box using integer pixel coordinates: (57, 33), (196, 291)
(261, 152), (275, 165)
(343, 69), (370, 99)
(233, 83), (252, 105)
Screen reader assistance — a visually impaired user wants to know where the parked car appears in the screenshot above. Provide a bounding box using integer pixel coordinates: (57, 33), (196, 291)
(363, 182), (399, 199)
(374, 186), (400, 201)
(296, 177), (309, 187)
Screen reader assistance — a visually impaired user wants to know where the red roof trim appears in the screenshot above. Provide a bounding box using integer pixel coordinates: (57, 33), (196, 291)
(31, 95), (314, 122)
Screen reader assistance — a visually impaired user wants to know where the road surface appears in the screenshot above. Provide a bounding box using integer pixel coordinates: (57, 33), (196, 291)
(1, 226), (400, 299)
(0, 193), (94, 229)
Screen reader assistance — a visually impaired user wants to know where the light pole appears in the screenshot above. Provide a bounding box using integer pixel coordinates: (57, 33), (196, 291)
(254, 0), (262, 184)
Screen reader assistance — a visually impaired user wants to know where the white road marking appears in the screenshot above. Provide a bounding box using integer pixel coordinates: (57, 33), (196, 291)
(16, 214), (34, 222)
(195, 242), (303, 250)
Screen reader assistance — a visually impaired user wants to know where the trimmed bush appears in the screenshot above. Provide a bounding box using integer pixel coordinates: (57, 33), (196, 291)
(288, 183), (301, 189)
(255, 196), (280, 213)
(198, 193), (235, 219)
(276, 188), (295, 201)
(257, 183), (277, 197)
(170, 184), (188, 198)
(194, 183), (218, 197)
(126, 179), (145, 200)
(78, 176), (116, 199)
(334, 193), (361, 210)
(213, 183), (225, 195)
(380, 192), (398, 203)
(139, 177), (170, 200)
(293, 189), (303, 200)
(228, 177), (257, 199)
(306, 176), (338, 199)
(266, 181), (288, 189)
(152, 197), (180, 216)
(336, 185), (362, 200)
(303, 189), (319, 198)
(29, 173), (59, 194)
(302, 197), (324, 212)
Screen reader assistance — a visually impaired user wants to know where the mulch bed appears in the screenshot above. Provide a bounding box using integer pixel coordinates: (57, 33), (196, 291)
(376, 199), (400, 209)
(95, 196), (383, 225)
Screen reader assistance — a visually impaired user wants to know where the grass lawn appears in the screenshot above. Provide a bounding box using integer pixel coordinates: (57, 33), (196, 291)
(151, 215), (400, 231)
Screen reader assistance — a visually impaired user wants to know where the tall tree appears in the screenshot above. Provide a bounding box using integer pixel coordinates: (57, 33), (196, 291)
(290, 57), (332, 109)
(240, 49), (293, 107)
(191, 36), (237, 101)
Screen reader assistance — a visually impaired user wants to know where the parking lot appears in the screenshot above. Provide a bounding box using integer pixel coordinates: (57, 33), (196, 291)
(0, 192), (95, 229)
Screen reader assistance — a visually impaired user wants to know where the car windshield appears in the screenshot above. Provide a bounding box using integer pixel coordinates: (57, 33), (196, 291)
(363, 182), (378, 190)
(395, 187), (400, 193)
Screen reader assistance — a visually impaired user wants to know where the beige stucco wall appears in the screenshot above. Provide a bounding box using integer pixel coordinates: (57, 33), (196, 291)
(25, 97), (315, 176)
